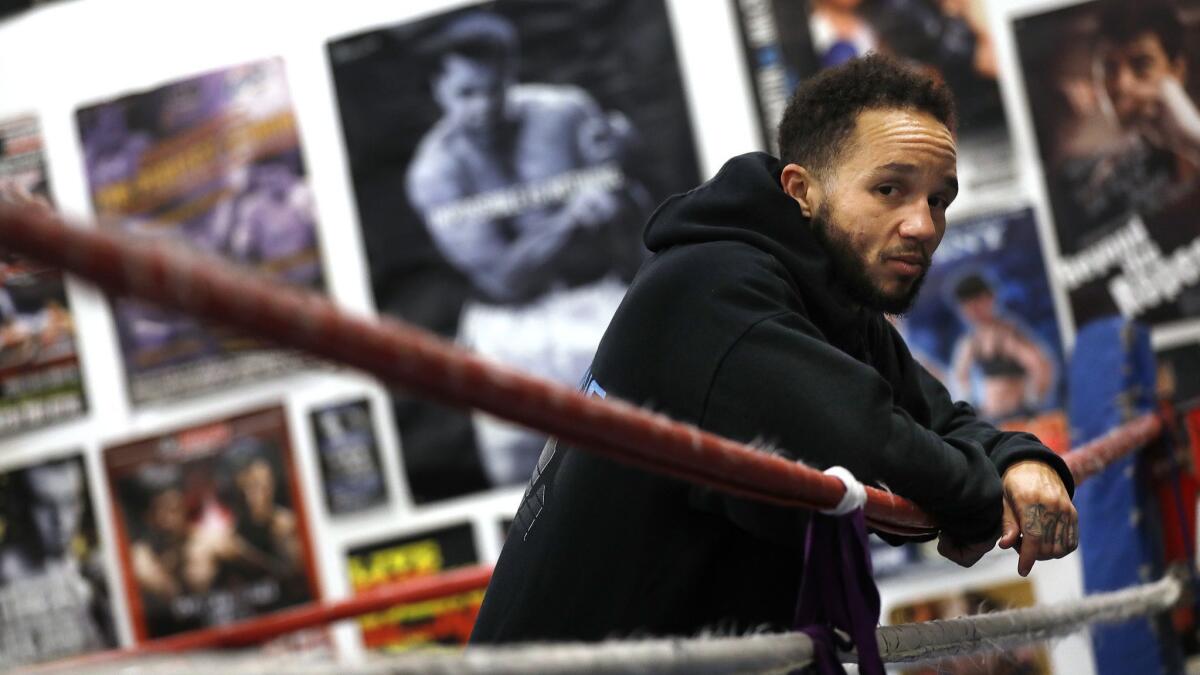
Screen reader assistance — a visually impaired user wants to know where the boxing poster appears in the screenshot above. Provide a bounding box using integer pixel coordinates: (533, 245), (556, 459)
(887, 578), (1050, 674)
(1014, 0), (1200, 333)
(901, 208), (1069, 452)
(733, 0), (1014, 191)
(104, 406), (320, 641)
(328, 1), (701, 501)
(308, 398), (388, 516)
(0, 116), (87, 435)
(346, 522), (481, 651)
(76, 59), (324, 406)
(0, 454), (117, 667)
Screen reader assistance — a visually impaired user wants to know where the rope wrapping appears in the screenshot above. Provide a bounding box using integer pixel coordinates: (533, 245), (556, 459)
(41, 575), (1183, 674)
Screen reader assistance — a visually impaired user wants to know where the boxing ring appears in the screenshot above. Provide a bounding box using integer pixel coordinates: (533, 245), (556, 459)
(0, 203), (1180, 673)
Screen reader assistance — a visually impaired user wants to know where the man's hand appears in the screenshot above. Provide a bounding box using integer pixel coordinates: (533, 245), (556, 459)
(998, 460), (1077, 577)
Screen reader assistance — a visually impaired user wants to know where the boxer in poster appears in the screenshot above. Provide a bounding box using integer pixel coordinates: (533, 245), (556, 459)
(735, 0), (1013, 190)
(105, 407), (319, 640)
(76, 59), (324, 405)
(0, 454), (116, 667)
(900, 208), (1070, 451)
(1015, 0), (1200, 332)
(329, 1), (701, 500)
(0, 116), (87, 435)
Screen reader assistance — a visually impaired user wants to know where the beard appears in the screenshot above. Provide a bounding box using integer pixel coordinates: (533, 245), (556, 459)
(809, 203), (928, 316)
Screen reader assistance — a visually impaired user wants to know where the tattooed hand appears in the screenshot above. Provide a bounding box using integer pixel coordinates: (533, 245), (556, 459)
(998, 460), (1078, 576)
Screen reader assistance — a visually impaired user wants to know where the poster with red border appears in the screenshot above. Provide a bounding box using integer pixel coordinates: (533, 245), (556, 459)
(104, 405), (320, 641)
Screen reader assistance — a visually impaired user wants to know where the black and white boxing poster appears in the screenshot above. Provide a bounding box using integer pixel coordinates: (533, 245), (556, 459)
(0, 453), (117, 667)
(1014, 0), (1200, 333)
(328, 1), (701, 502)
(734, 0), (1015, 192)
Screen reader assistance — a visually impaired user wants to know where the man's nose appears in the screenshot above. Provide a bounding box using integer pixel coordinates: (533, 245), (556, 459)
(899, 202), (938, 245)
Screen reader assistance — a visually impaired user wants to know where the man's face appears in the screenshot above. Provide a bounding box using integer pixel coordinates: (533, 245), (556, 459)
(26, 462), (85, 558)
(807, 108), (958, 314)
(236, 460), (275, 521)
(149, 488), (187, 537)
(1103, 32), (1187, 128)
(958, 292), (995, 324)
(432, 53), (509, 134)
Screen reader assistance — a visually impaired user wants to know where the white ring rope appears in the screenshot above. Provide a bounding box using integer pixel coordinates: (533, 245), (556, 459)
(58, 575), (1182, 674)
(819, 465), (867, 515)
(864, 572), (1182, 665)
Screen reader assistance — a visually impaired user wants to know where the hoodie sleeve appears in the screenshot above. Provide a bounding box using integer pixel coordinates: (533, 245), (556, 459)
(688, 311), (1005, 545)
(915, 366), (1075, 497)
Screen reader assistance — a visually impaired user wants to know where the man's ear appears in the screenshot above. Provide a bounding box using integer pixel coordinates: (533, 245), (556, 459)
(780, 163), (821, 218)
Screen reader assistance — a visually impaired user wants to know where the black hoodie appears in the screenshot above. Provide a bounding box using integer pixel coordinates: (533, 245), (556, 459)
(470, 152), (1074, 643)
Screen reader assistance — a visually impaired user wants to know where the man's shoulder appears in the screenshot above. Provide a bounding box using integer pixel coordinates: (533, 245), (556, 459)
(614, 241), (801, 337)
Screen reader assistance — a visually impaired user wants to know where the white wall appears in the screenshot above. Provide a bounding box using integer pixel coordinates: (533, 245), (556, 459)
(0, 1), (1113, 671)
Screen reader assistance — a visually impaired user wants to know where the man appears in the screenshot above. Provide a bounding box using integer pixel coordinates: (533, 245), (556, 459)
(405, 11), (652, 486)
(471, 55), (1076, 644)
(950, 273), (1055, 421)
(0, 459), (114, 662)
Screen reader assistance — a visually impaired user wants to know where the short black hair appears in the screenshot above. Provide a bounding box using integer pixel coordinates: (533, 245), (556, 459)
(776, 53), (956, 175)
(425, 11), (518, 71)
(953, 272), (993, 301)
(1097, 0), (1185, 61)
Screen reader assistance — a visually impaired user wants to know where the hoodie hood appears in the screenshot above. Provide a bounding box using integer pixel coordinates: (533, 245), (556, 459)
(643, 151), (870, 347)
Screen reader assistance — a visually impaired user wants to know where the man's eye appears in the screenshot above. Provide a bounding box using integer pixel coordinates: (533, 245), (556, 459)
(877, 185), (896, 196)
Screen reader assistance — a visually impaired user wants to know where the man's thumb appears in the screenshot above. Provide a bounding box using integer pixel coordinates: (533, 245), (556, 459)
(998, 500), (1019, 549)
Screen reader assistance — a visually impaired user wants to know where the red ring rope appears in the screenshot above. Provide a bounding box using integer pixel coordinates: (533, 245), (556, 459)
(0, 205), (1165, 537)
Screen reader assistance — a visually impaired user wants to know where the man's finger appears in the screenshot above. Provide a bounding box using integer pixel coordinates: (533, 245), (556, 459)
(998, 499), (1020, 550)
(1017, 503), (1046, 576)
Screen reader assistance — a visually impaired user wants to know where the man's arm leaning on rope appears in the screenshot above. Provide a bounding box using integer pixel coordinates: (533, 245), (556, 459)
(914, 365), (1077, 575)
(687, 310), (1007, 550)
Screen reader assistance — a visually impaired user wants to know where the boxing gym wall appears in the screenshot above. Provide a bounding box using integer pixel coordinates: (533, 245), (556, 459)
(0, 1), (1198, 673)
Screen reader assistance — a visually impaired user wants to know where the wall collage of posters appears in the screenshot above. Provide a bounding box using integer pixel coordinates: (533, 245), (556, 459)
(0, 0), (1199, 668)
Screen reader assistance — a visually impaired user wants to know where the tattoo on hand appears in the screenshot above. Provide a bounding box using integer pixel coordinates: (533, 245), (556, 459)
(1022, 504), (1046, 538)
(1022, 504), (1077, 550)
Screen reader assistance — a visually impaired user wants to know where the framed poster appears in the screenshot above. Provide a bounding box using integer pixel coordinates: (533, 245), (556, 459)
(104, 406), (320, 641)
(0, 453), (116, 666)
(346, 522), (481, 650)
(329, 1), (702, 501)
(0, 115), (87, 435)
(76, 59), (324, 405)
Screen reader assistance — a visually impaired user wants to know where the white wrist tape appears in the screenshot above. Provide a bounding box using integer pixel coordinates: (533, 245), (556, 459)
(820, 465), (867, 516)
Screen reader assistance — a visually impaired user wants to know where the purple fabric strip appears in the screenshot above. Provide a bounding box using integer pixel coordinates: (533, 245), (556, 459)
(792, 510), (884, 675)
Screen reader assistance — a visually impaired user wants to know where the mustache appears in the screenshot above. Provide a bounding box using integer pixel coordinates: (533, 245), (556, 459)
(879, 246), (931, 267)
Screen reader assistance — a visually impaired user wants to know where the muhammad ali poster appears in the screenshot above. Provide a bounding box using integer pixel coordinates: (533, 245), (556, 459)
(0, 453), (117, 667)
(308, 398), (388, 516)
(104, 406), (320, 641)
(346, 522), (481, 651)
(76, 59), (324, 406)
(1014, 0), (1200, 333)
(328, 1), (701, 501)
(733, 0), (1014, 191)
(0, 116), (87, 435)
(900, 208), (1070, 452)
